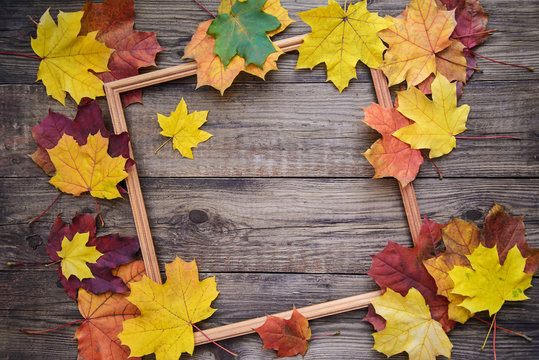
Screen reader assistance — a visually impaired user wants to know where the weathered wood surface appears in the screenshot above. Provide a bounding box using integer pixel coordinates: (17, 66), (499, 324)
(1, 0), (538, 359)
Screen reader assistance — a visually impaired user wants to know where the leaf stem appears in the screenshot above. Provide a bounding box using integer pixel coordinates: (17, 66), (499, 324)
(154, 137), (172, 154)
(468, 50), (534, 71)
(7, 260), (59, 267)
(344, 0), (348, 12)
(420, 150), (443, 180)
(27, 15), (38, 25)
(436, 53), (479, 71)
(493, 314), (497, 360)
(29, 192), (62, 224)
(456, 136), (521, 140)
(191, 323), (238, 357)
(0, 51), (41, 59)
(20, 319), (84, 334)
(481, 313), (497, 351)
(309, 330), (340, 341)
(452, 29), (497, 39)
(473, 316), (532, 341)
(192, 0), (216, 18)
(93, 197), (104, 226)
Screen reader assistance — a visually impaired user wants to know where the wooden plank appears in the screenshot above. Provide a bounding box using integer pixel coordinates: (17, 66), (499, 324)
(1, 178), (537, 273)
(1, 269), (538, 360)
(2, 81), (538, 178)
(0, 0), (538, 85)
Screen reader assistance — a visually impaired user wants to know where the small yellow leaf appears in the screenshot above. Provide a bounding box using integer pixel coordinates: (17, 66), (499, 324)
(449, 244), (533, 316)
(31, 10), (113, 105)
(372, 288), (452, 360)
(57, 232), (103, 281)
(157, 98), (212, 159)
(296, 0), (390, 92)
(393, 74), (470, 158)
(47, 132), (128, 199)
(118, 257), (219, 359)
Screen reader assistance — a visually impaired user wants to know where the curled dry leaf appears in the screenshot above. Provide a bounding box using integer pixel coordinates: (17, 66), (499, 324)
(31, 10), (113, 105)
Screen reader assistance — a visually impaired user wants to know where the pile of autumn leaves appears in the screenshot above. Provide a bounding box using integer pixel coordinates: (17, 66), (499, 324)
(367, 204), (538, 358)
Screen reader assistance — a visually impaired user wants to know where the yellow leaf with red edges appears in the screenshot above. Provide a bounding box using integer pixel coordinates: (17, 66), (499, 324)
(379, 0), (467, 87)
(57, 232), (103, 281)
(393, 74), (470, 158)
(31, 10), (113, 105)
(449, 244), (533, 316)
(184, 0), (292, 94)
(118, 257), (219, 360)
(372, 288), (452, 360)
(423, 218), (480, 323)
(47, 132), (128, 199)
(157, 98), (212, 159)
(296, 0), (390, 92)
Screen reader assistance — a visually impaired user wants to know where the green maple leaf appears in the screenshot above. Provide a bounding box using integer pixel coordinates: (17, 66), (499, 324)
(207, 0), (280, 68)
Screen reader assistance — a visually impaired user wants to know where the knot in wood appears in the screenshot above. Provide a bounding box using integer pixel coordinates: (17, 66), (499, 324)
(189, 209), (209, 224)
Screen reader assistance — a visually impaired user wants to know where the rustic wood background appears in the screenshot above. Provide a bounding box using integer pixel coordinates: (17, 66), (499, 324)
(1, 0), (538, 359)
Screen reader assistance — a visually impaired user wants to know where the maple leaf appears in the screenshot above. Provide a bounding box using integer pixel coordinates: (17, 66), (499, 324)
(30, 101), (133, 176)
(362, 103), (424, 186)
(449, 244), (533, 316)
(47, 132), (128, 199)
(157, 98), (212, 159)
(118, 257), (219, 359)
(80, 0), (164, 107)
(57, 232), (103, 281)
(296, 0), (390, 92)
(367, 216), (455, 332)
(481, 203), (539, 274)
(379, 0), (467, 87)
(423, 218), (480, 323)
(31, 10), (113, 105)
(184, 0), (291, 94)
(371, 288), (452, 360)
(393, 74), (470, 158)
(47, 213), (140, 299)
(75, 260), (144, 360)
(207, 0), (281, 67)
(254, 307), (311, 357)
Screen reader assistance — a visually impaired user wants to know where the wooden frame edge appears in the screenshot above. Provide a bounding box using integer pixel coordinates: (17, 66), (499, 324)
(104, 34), (419, 345)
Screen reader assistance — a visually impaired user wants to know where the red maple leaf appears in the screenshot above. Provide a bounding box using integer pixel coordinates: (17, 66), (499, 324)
(362, 103), (424, 186)
(30, 101), (133, 176)
(366, 216), (455, 332)
(80, 0), (164, 107)
(481, 203), (539, 273)
(46, 213), (140, 299)
(254, 307), (311, 357)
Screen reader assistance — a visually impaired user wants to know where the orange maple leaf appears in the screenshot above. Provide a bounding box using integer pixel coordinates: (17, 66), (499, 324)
(379, 0), (467, 87)
(362, 103), (424, 186)
(184, 0), (292, 94)
(75, 260), (145, 360)
(254, 307), (311, 357)
(47, 132), (128, 199)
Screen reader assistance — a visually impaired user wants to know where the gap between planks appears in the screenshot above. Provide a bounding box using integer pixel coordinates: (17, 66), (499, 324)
(105, 33), (420, 346)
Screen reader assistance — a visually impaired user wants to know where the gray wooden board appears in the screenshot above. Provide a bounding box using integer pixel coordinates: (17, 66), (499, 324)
(1, 0), (538, 359)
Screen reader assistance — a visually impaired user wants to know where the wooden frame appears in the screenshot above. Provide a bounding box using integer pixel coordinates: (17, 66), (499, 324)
(104, 34), (421, 345)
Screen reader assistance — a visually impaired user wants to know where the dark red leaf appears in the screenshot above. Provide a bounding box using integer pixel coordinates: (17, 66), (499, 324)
(47, 213), (140, 299)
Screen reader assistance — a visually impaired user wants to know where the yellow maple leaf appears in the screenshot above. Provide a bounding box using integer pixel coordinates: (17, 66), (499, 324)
(379, 0), (467, 87)
(392, 74), (470, 158)
(449, 244), (533, 316)
(47, 132), (128, 199)
(31, 10), (113, 105)
(296, 0), (390, 92)
(118, 257), (219, 359)
(157, 98), (212, 159)
(57, 232), (103, 281)
(372, 288), (452, 360)
(184, 0), (291, 94)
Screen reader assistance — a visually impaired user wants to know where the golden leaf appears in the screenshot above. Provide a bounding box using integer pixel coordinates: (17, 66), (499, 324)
(57, 232), (103, 281)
